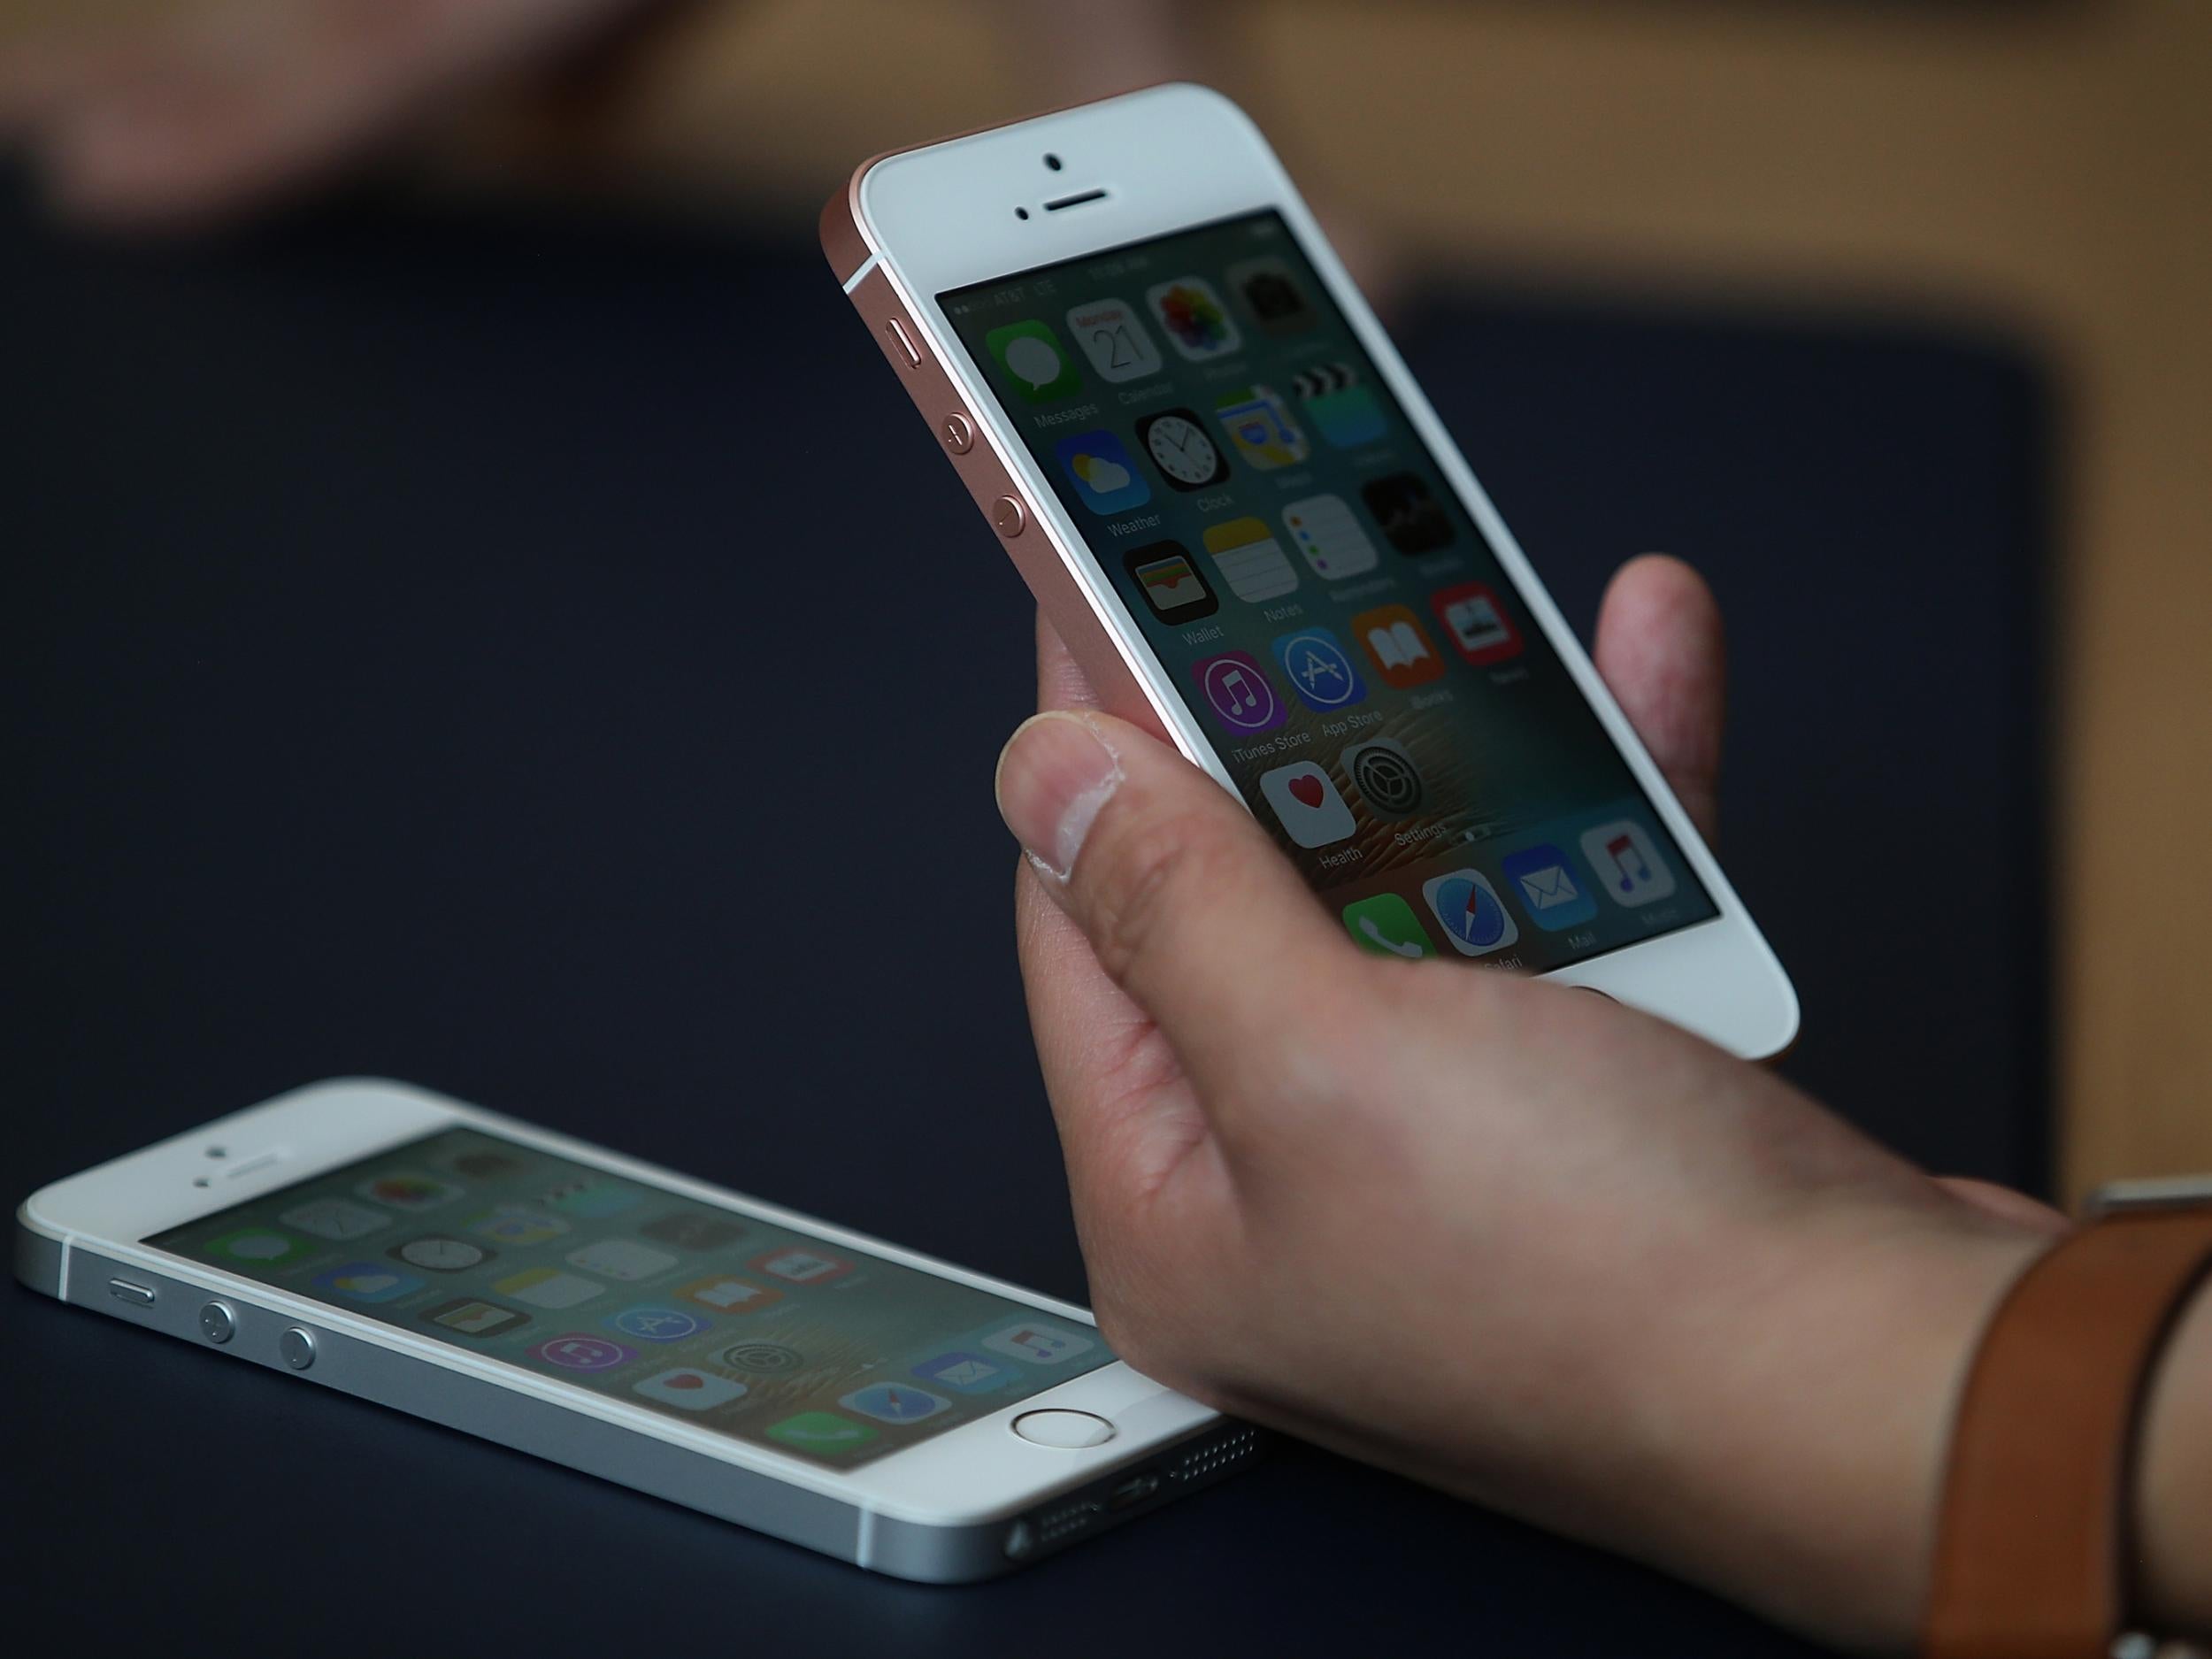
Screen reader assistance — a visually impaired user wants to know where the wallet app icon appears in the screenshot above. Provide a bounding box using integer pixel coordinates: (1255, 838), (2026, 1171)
(1499, 843), (1598, 933)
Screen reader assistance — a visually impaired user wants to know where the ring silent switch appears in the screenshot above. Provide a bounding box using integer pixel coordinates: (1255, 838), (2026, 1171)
(198, 1301), (236, 1344)
(992, 495), (1026, 539)
(1011, 1409), (1116, 1449)
(885, 318), (924, 368)
(107, 1278), (156, 1307)
(280, 1327), (317, 1371)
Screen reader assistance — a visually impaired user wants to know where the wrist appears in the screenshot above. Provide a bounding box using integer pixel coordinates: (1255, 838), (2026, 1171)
(1625, 1195), (2049, 1651)
(2138, 1274), (2212, 1635)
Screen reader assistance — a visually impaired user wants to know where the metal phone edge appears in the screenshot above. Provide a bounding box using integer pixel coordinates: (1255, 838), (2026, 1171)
(12, 1207), (1256, 1581)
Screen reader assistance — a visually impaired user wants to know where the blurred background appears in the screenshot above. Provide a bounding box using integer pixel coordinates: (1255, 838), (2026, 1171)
(6, 0), (2207, 1195)
(4, 2), (2206, 1651)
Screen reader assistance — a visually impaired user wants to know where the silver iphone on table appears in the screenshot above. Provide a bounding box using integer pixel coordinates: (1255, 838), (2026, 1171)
(15, 1079), (1252, 1580)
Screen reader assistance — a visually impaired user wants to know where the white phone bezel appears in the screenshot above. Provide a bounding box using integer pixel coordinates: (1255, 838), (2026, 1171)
(19, 1078), (1213, 1526)
(847, 84), (1798, 1059)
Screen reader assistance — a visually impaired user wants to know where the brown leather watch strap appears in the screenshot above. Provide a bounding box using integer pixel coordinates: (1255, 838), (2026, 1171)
(1925, 1204), (2212, 1659)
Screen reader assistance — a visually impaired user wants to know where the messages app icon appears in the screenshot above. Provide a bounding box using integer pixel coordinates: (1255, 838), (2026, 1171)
(985, 319), (1082, 402)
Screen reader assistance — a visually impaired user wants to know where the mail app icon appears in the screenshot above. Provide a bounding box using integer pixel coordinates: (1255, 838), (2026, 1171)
(911, 1349), (1013, 1394)
(1499, 843), (1599, 933)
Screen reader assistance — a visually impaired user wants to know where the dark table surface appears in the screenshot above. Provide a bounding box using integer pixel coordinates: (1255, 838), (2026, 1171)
(2, 182), (2050, 1655)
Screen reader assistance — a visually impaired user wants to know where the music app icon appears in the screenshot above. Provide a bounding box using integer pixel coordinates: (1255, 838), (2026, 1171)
(1192, 651), (1288, 736)
(1577, 819), (1678, 908)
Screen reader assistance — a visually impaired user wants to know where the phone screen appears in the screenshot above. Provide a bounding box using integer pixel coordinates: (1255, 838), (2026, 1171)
(150, 1126), (1110, 1468)
(941, 211), (1718, 971)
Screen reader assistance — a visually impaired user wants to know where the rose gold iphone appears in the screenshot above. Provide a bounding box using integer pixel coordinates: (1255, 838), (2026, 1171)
(825, 84), (1796, 1057)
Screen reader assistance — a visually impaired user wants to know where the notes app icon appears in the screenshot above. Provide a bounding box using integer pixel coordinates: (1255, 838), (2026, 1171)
(1202, 517), (1299, 603)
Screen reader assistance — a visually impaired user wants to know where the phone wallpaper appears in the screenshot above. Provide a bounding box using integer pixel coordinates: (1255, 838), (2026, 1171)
(944, 212), (1717, 972)
(150, 1128), (1110, 1469)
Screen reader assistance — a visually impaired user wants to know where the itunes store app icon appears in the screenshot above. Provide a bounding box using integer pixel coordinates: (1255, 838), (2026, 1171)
(1192, 651), (1286, 735)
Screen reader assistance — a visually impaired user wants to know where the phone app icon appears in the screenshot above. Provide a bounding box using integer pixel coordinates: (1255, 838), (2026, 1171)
(1213, 385), (1309, 470)
(1291, 361), (1387, 449)
(1053, 429), (1151, 515)
(1362, 473), (1455, 555)
(1191, 651), (1287, 736)
(565, 1239), (678, 1281)
(425, 1297), (528, 1338)
(1227, 257), (1316, 334)
(1272, 626), (1368, 712)
(1341, 737), (1425, 818)
(767, 1411), (879, 1455)
(1431, 581), (1524, 665)
(1201, 517), (1299, 603)
(1145, 276), (1241, 360)
(1124, 541), (1218, 624)
(985, 319), (1083, 402)
(981, 1324), (1096, 1365)
(280, 1197), (390, 1242)
(841, 1383), (950, 1425)
(719, 1340), (803, 1374)
(495, 1266), (606, 1310)
(1341, 893), (1437, 960)
(1349, 604), (1447, 688)
(679, 1275), (783, 1314)
(1578, 820), (1678, 908)
(1501, 843), (1599, 932)
(467, 1206), (569, 1247)
(634, 1367), (748, 1411)
(1064, 297), (1163, 382)
(607, 1305), (710, 1343)
(540, 1179), (641, 1219)
(1421, 870), (1521, 957)
(1281, 494), (1379, 581)
(640, 1211), (747, 1251)
(206, 1226), (311, 1267)
(392, 1235), (493, 1273)
(530, 1333), (637, 1372)
(749, 1245), (856, 1286)
(355, 1171), (463, 1211)
(1259, 761), (1356, 849)
(312, 1263), (426, 1304)
(912, 1351), (1013, 1394)
(1135, 408), (1229, 491)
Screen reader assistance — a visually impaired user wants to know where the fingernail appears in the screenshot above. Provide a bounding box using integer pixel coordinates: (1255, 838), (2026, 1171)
(995, 711), (1122, 883)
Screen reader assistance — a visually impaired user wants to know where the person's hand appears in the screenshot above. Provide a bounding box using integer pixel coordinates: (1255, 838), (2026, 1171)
(0, 0), (664, 226)
(995, 555), (2067, 1651)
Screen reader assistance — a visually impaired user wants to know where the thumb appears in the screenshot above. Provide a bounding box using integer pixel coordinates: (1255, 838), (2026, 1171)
(994, 708), (1357, 1105)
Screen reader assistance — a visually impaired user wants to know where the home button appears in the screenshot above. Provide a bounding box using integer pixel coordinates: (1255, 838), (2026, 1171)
(1010, 1409), (1116, 1449)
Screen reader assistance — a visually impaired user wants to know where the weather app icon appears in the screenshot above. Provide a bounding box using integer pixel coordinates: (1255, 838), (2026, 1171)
(1053, 429), (1152, 515)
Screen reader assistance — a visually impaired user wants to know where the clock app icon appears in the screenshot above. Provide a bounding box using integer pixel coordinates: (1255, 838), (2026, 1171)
(392, 1235), (494, 1273)
(1137, 408), (1231, 491)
